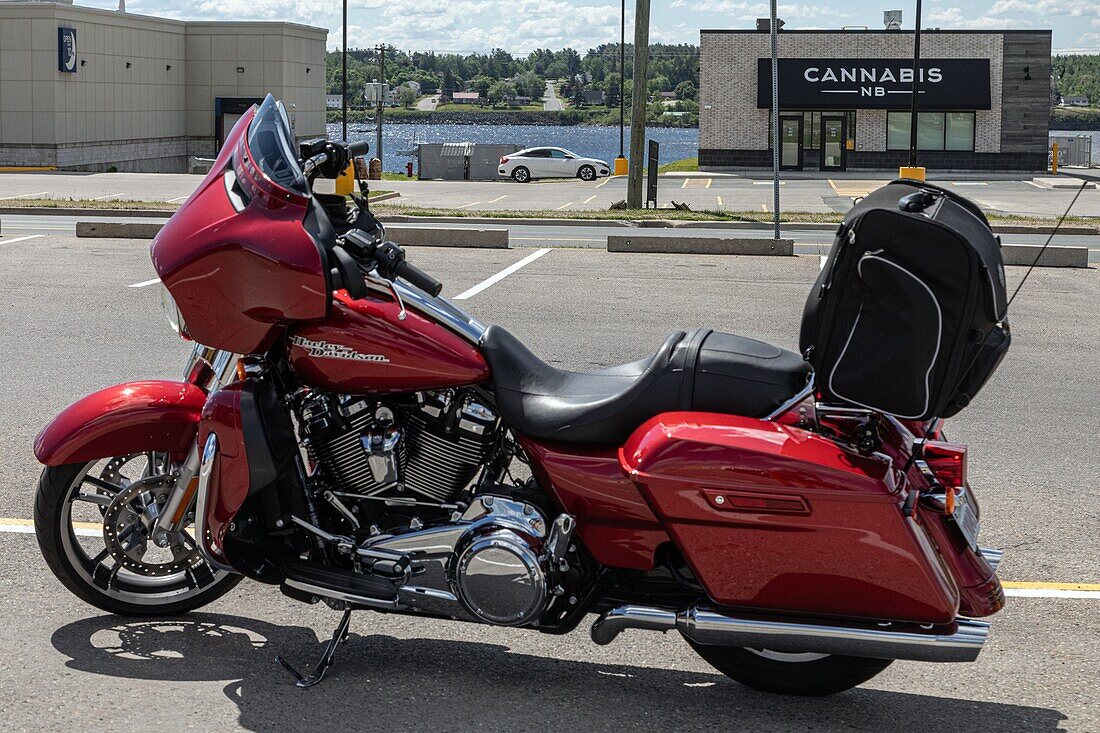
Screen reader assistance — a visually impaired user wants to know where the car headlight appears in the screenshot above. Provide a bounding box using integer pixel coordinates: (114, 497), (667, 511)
(161, 283), (189, 338)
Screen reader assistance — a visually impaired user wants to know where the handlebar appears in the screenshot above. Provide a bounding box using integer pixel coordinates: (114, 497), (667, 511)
(346, 140), (371, 159)
(395, 260), (443, 297)
(337, 230), (445, 299)
(299, 139), (370, 179)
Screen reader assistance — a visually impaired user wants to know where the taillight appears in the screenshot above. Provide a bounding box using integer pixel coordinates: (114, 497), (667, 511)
(923, 441), (968, 487)
(500, 156), (509, 164)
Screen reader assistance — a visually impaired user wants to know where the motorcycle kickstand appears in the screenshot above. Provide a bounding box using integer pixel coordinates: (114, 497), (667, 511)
(275, 607), (353, 689)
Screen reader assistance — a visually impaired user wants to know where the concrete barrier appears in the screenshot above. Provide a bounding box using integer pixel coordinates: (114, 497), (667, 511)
(608, 235), (794, 256)
(76, 222), (163, 238)
(386, 226), (508, 249)
(1000, 243), (1089, 268)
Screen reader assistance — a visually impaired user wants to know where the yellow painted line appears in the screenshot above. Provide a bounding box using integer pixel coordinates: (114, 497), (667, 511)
(1002, 581), (1100, 591)
(555, 201), (574, 210)
(1, 517), (100, 530)
(705, 178), (712, 189)
(0, 166), (56, 172)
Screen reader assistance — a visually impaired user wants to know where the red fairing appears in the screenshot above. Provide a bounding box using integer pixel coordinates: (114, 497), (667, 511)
(34, 381), (206, 466)
(197, 384), (249, 564)
(621, 412), (960, 624)
(151, 107), (329, 354)
(520, 437), (670, 570)
(286, 291), (490, 394)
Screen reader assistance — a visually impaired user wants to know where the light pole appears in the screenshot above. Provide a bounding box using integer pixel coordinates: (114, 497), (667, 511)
(903, 0), (926, 181)
(341, 0), (347, 142)
(618, 0), (625, 170)
(769, 0), (780, 240)
(375, 44), (385, 171)
(625, 0), (650, 207)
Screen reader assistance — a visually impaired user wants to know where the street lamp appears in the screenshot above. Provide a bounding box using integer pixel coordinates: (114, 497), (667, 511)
(341, 0), (348, 142)
(615, 0), (627, 176)
(902, 0), (926, 181)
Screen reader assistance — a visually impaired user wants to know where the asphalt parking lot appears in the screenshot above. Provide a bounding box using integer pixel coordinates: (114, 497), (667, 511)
(0, 234), (1097, 731)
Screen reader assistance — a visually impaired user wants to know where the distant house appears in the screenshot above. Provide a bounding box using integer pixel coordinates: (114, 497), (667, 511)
(453, 91), (481, 104)
(325, 94), (343, 109)
(582, 90), (605, 105)
(659, 91), (678, 100)
(1061, 95), (1090, 107)
(402, 80), (421, 96)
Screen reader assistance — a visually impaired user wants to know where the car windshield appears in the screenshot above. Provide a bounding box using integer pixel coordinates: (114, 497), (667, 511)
(247, 95), (306, 195)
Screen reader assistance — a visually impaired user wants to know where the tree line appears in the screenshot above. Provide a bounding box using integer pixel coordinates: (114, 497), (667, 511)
(326, 44), (700, 108)
(1052, 54), (1100, 105)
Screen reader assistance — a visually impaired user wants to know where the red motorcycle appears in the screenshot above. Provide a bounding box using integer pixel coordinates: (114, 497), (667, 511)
(33, 96), (1005, 696)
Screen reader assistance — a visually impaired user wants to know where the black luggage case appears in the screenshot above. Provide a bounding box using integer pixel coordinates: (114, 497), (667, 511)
(800, 180), (1011, 420)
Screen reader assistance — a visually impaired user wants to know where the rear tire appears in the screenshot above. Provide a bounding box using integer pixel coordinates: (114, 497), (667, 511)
(577, 165), (596, 181)
(686, 641), (893, 696)
(512, 166), (531, 183)
(35, 460), (241, 617)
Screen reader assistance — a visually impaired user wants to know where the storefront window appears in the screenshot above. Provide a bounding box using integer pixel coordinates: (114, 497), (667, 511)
(945, 112), (975, 151)
(887, 112), (974, 151)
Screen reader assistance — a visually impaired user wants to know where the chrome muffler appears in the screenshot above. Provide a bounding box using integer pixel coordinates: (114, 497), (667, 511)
(591, 604), (990, 663)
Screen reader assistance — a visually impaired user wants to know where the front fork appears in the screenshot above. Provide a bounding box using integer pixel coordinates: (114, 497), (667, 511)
(150, 345), (239, 543)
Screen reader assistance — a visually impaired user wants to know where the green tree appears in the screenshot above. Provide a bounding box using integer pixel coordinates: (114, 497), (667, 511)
(675, 80), (697, 101)
(396, 84), (417, 108)
(488, 80), (517, 105)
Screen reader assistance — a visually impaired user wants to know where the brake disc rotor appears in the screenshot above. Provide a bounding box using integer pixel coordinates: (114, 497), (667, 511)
(102, 476), (193, 577)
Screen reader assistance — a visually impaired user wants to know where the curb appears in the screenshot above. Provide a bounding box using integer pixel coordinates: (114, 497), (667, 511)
(0, 206), (175, 218)
(1000, 243), (1089, 268)
(387, 226), (508, 249)
(76, 222), (163, 238)
(608, 235), (794, 256)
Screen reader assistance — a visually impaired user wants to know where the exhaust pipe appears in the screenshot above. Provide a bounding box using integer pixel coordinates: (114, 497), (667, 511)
(591, 604), (990, 663)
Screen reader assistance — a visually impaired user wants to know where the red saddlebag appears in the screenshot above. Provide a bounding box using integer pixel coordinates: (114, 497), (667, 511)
(800, 180), (1010, 420)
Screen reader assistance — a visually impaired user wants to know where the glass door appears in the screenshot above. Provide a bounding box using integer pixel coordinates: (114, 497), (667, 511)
(779, 116), (803, 171)
(821, 116), (846, 171)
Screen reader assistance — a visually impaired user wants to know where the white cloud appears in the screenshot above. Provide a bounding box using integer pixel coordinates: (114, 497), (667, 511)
(988, 0), (1096, 17)
(925, 6), (1033, 29)
(681, 1), (851, 21)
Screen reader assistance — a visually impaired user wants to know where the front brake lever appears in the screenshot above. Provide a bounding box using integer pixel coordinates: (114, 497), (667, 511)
(363, 270), (406, 321)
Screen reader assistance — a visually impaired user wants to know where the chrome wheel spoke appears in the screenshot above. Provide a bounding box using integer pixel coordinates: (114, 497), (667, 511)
(72, 491), (113, 508)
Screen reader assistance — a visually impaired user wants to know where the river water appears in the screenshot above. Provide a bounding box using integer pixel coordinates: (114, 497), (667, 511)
(326, 122), (700, 173)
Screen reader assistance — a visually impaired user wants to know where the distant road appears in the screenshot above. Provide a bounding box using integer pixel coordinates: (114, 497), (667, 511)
(542, 81), (564, 112)
(416, 96), (438, 111)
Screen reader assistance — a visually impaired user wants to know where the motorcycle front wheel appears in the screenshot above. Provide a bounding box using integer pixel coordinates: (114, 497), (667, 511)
(686, 641), (893, 696)
(35, 457), (241, 616)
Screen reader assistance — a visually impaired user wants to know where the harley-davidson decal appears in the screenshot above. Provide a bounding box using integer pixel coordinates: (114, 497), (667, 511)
(289, 336), (390, 363)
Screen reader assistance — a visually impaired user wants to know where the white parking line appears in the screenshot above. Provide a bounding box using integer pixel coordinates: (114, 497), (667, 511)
(0, 520), (99, 537)
(455, 201), (482, 210)
(0, 191), (49, 200)
(485, 195), (507, 205)
(582, 195), (597, 204)
(716, 195), (723, 208)
(1004, 588), (1100, 599)
(594, 177), (613, 188)
(92, 192), (127, 201)
(1, 234), (45, 245)
(555, 202), (574, 210)
(128, 277), (161, 288)
(454, 248), (552, 300)
(166, 195), (190, 203)
(819, 255), (828, 270)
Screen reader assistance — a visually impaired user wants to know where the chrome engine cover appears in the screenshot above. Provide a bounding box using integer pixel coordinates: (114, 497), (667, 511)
(363, 496), (568, 626)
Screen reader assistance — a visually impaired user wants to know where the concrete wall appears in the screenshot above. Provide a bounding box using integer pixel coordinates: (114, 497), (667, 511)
(0, 2), (325, 171)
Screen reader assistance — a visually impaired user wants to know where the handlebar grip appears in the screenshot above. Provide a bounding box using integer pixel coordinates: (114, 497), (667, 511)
(395, 260), (443, 297)
(346, 140), (371, 158)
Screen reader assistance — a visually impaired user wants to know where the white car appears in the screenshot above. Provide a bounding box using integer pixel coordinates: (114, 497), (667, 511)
(498, 147), (610, 183)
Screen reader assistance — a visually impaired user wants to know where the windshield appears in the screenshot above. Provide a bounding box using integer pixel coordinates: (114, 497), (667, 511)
(247, 95), (306, 195)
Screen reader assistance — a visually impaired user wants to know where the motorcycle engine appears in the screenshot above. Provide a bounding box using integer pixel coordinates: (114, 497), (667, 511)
(299, 388), (498, 506)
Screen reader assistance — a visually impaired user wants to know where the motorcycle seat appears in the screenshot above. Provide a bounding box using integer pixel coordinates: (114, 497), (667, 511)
(480, 325), (811, 444)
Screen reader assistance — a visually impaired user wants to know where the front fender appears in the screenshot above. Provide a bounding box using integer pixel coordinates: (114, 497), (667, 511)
(34, 380), (207, 466)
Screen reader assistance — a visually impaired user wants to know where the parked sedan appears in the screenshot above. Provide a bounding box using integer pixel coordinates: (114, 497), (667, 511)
(498, 147), (610, 183)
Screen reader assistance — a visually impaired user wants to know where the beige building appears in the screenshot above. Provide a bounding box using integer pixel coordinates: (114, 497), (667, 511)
(0, 0), (326, 171)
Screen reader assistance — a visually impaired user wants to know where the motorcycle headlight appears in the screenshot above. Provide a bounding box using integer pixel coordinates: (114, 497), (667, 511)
(161, 283), (189, 338)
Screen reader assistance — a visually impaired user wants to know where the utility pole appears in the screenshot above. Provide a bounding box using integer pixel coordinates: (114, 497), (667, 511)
(626, 0), (650, 208)
(376, 44), (385, 170)
(341, 0), (348, 141)
(769, 0), (780, 239)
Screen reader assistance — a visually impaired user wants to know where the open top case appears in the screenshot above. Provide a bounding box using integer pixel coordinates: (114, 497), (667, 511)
(800, 180), (1011, 420)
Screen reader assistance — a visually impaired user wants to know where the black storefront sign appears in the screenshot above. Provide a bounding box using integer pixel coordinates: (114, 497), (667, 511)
(757, 58), (991, 110)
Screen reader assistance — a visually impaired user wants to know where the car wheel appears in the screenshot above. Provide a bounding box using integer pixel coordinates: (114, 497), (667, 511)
(512, 167), (531, 183)
(577, 165), (596, 182)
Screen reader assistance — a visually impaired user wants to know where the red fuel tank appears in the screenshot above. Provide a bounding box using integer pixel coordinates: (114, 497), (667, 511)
(286, 291), (490, 394)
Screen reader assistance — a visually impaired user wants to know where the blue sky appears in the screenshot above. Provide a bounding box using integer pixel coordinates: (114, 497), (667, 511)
(81, 0), (1100, 54)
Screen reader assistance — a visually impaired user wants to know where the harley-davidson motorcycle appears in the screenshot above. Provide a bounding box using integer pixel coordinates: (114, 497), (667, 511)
(33, 95), (1005, 696)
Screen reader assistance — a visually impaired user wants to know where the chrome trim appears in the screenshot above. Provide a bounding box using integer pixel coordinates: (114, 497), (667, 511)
(764, 373), (815, 421)
(980, 547), (1003, 573)
(284, 578), (400, 610)
(592, 604), (990, 663)
(365, 275), (487, 344)
(194, 433), (236, 572)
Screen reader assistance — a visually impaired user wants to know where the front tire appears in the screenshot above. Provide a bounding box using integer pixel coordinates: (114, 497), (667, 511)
(577, 165), (596, 181)
(512, 166), (531, 183)
(686, 641), (893, 696)
(35, 458), (241, 616)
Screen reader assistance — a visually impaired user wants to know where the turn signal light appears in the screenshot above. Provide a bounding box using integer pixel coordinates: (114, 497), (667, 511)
(923, 441), (968, 488)
(500, 156), (509, 164)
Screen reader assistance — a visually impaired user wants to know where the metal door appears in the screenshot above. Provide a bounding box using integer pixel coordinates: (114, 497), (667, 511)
(821, 116), (846, 171)
(779, 116), (803, 171)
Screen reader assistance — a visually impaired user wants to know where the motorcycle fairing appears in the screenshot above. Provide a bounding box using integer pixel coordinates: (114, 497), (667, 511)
(33, 380), (206, 466)
(621, 412), (961, 624)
